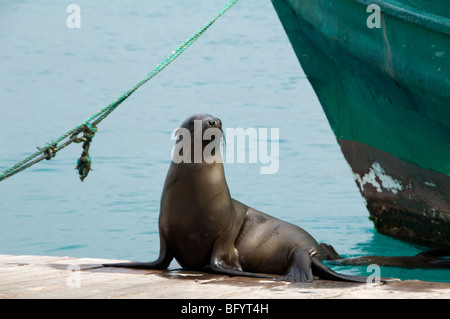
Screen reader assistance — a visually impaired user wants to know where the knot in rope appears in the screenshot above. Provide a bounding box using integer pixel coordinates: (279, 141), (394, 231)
(0, 0), (240, 183)
(74, 123), (98, 181)
(39, 143), (58, 160)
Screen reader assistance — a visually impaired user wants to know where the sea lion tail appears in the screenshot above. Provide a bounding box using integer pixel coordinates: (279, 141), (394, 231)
(311, 257), (374, 283)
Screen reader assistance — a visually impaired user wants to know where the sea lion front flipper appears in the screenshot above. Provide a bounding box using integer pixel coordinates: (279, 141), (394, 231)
(209, 237), (274, 279)
(103, 235), (173, 269)
(209, 259), (274, 279)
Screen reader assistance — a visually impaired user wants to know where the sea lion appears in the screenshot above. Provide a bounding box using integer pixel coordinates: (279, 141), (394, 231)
(104, 114), (369, 283)
(321, 244), (450, 269)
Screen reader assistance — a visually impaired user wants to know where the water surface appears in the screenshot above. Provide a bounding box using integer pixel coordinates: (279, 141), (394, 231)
(1, 0), (448, 282)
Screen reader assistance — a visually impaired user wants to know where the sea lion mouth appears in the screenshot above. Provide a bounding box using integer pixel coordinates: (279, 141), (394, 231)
(200, 116), (223, 154)
(201, 116), (223, 135)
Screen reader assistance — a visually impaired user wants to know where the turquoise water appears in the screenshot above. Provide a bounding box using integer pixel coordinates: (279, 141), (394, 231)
(1, 0), (448, 283)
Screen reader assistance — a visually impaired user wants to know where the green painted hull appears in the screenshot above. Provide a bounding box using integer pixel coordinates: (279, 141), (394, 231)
(272, 0), (450, 245)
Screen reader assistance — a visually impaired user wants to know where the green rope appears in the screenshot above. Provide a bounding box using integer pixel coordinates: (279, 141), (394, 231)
(74, 123), (97, 181)
(0, 0), (240, 182)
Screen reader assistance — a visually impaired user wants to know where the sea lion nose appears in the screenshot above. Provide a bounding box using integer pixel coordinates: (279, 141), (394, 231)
(208, 120), (216, 126)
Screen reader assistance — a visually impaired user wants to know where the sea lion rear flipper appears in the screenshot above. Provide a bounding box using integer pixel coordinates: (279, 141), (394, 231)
(276, 248), (314, 283)
(319, 243), (342, 261)
(311, 257), (374, 283)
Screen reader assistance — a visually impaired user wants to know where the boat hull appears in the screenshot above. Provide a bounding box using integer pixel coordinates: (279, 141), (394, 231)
(272, 0), (450, 245)
(339, 139), (450, 245)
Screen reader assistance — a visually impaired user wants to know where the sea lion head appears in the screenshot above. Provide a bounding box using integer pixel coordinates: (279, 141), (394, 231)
(173, 114), (224, 164)
(179, 113), (222, 135)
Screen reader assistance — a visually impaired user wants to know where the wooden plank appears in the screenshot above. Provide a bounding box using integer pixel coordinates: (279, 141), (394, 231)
(0, 256), (159, 299)
(1, 255), (450, 299)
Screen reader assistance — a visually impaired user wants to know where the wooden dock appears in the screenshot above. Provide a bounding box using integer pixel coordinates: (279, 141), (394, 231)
(1, 254), (450, 299)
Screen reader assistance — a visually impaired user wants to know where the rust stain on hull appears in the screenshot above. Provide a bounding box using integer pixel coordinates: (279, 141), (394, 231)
(338, 139), (450, 246)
